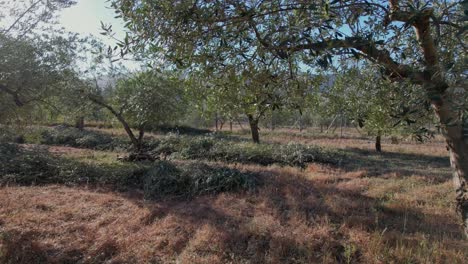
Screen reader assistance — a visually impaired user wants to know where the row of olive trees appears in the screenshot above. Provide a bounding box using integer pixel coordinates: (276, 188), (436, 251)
(1, 0), (466, 237)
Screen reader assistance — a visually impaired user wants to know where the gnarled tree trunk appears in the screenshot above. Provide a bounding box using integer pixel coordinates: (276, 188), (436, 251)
(432, 88), (468, 238)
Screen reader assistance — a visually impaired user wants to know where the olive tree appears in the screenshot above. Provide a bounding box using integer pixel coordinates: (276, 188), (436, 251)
(0, 0), (80, 123)
(325, 65), (434, 151)
(87, 70), (186, 152)
(0, 32), (83, 123)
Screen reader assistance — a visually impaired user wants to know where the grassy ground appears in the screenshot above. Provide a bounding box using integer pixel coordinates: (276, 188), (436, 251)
(1, 126), (467, 263)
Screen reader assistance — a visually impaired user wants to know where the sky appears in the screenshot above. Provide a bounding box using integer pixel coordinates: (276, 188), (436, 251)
(0, 0), (137, 70)
(59, 0), (126, 45)
(58, 0), (141, 70)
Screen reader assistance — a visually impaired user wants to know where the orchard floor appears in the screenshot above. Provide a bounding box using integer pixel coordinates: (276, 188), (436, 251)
(1, 127), (467, 263)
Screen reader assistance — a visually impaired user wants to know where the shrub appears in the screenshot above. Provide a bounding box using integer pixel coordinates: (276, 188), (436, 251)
(215, 143), (278, 165)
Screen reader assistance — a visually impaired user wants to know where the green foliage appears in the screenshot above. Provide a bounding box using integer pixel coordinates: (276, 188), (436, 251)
(152, 125), (211, 135)
(38, 126), (121, 150)
(1, 126), (129, 151)
(0, 143), (257, 199)
(0, 126), (23, 143)
(323, 66), (435, 140)
(0, 143), (60, 185)
(142, 161), (181, 199)
(0, 142), (144, 186)
(142, 161), (257, 199)
(5, 126), (344, 168)
(0, 30), (83, 123)
(111, 71), (187, 130)
(151, 134), (344, 168)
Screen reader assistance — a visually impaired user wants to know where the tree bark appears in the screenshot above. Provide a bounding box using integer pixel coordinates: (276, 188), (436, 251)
(432, 90), (468, 238)
(270, 113), (275, 131)
(137, 127), (145, 151)
(326, 115), (338, 134)
(298, 116), (304, 132)
(87, 95), (141, 152)
(219, 119), (225, 130)
(117, 115), (140, 152)
(247, 114), (260, 144)
(375, 132), (382, 152)
(237, 118), (244, 130)
(340, 115), (343, 138)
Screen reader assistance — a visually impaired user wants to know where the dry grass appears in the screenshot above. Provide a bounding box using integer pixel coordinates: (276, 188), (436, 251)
(1, 129), (467, 263)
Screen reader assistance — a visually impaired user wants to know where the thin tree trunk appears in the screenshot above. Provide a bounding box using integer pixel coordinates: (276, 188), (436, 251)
(375, 132), (382, 152)
(118, 115), (140, 151)
(247, 114), (260, 144)
(299, 116), (304, 132)
(236, 118), (244, 130)
(340, 115), (343, 138)
(75, 116), (84, 130)
(219, 119), (225, 130)
(87, 95), (140, 151)
(137, 127), (145, 151)
(326, 115), (338, 134)
(229, 120), (233, 131)
(432, 90), (468, 238)
(271, 113), (275, 131)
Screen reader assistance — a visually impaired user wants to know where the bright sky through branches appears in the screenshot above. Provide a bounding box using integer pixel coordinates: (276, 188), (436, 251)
(59, 0), (140, 70)
(59, 0), (124, 44)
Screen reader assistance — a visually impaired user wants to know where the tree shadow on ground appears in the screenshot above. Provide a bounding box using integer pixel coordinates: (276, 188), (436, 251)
(2, 145), (465, 263)
(2, 168), (466, 263)
(117, 169), (466, 263)
(338, 147), (451, 182)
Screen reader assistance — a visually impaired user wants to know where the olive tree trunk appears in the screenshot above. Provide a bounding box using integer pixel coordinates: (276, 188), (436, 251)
(247, 114), (260, 144)
(375, 132), (382, 152)
(88, 95), (141, 152)
(74, 116), (84, 130)
(115, 114), (141, 152)
(432, 90), (468, 238)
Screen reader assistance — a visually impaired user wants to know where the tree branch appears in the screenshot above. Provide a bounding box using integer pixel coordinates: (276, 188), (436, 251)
(2, 0), (42, 35)
(387, 1), (439, 71)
